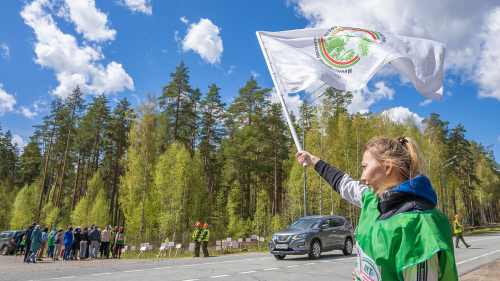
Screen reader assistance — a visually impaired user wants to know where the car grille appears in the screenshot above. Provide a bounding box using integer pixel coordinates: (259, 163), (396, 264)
(278, 235), (289, 242)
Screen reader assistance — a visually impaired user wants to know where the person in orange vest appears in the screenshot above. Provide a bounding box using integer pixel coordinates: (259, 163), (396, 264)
(192, 221), (202, 257)
(454, 214), (471, 248)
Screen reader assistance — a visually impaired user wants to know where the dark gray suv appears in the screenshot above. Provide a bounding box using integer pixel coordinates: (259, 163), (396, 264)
(269, 215), (354, 260)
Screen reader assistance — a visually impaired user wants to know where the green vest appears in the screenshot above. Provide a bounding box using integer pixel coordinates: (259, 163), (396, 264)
(48, 232), (55, 246)
(202, 229), (210, 242)
(453, 220), (462, 233)
(192, 229), (202, 241)
(354, 190), (458, 281)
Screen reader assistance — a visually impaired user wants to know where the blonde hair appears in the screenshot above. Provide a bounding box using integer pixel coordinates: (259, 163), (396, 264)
(364, 136), (426, 195)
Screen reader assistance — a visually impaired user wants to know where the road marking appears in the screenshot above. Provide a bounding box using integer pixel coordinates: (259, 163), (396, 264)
(239, 271), (257, 274)
(182, 279), (199, 281)
(91, 273), (112, 275)
(456, 249), (500, 265)
(154, 267), (172, 269)
(286, 264), (300, 267)
(263, 268), (279, 270)
(124, 270), (143, 272)
(303, 262), (316, 265)
(209, 275), (230, 278)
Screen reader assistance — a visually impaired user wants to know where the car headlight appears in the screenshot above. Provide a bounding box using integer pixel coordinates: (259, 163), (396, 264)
(271, 235), (277, 240)
(294, 234), (307, 239)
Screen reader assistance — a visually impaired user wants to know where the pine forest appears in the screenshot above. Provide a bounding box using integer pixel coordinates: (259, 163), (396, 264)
(1, 61), (499, 246)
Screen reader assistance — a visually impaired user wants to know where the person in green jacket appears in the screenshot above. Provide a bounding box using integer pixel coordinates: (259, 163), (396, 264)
(192, 221), (202, 257)
(27, 226), (42, 263)
(297, 136), (458, 281)
(454, 214), (471, 248)
(46, 227), (57, 258)
(200, 223), (210, 258)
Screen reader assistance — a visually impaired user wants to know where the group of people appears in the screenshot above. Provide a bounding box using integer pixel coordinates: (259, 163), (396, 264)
(15, 222), (127, 263)
(192, 222), (210, 258)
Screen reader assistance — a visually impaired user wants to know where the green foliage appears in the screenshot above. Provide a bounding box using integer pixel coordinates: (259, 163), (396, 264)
(10, 181), (40, 229)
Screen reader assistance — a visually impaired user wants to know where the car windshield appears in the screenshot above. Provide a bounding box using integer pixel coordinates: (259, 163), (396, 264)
(288, 218), (322, 229)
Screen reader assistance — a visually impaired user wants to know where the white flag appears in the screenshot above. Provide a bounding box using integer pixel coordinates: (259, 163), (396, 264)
(256, 26), (445, 99)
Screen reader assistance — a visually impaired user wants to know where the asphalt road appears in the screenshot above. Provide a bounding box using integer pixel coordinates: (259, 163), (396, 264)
(2, 232), (500, 281)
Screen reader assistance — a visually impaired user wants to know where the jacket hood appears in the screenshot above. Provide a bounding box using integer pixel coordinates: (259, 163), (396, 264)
(389, 175), (437, 207)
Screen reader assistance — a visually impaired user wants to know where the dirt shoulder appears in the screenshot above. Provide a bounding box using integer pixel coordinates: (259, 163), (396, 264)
(459, 258), (500, 281)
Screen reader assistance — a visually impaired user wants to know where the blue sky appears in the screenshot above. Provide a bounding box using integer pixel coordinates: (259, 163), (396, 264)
(1, 0), (499, 161)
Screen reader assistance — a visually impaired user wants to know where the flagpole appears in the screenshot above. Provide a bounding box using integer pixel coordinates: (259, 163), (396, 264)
(256, 31), (307, 167)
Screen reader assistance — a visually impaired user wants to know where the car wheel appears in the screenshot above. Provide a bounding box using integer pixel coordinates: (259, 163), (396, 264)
(2, 246), (8, 256)
(274, 255), (286, 260)
(308, 239), (321, 259)
(342, 238), (353, 255)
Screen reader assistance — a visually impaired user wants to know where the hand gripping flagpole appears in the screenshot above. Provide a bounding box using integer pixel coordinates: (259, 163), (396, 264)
(256, 31), (307, 167)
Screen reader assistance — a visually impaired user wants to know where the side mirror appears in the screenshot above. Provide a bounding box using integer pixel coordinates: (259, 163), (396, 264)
(322, 224), (329, 230)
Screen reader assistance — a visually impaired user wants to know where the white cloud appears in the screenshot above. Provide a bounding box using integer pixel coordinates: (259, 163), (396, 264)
(269, 87), (302, 117)
(250, 70), (259, 78)
(161, 49), (167, 53)
(0, 83), (17, 117)
(347, 81), (395, 113)
(60, 0), (116, 42)
(224, 65), (235, 76)
(11, 135), (28, 150)
(174, 30), (181, 42)
(1, 43), (10, 59)
(288, 0), (500, 100)
(382, 106), (425, 129)
(419, 99), (433, 106)
(131, 93), (140, 103)
(498, 136), (500, 142)
(476, 7), (500, 100)
(181, 18), (223, 65)
(21, 0), (134, 98)
(117, 0), (152, 15)
(17, 106), (38, 119)
(32, 99), (48, 112)
(180, 16), (189, 24)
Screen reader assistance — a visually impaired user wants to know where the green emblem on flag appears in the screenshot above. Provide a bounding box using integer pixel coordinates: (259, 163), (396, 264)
(315, 27), (385, 69)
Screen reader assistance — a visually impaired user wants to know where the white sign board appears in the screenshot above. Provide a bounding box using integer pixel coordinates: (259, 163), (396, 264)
(131, 246), (136, 251)
(121, 249), (125, 253)
(232, 241), (238, 248)
(148, 245), (153, 250)
(124, 246), (128, 250)
(140, 246), (147, 251)
(168, 242), (175, 247)
(176, 244), (182, 249)
(246, 238), (251, 243)
(216, 246), (221, 251)
(222, 242), (227, 248)
(252, 235), (257, 240)
(260, 237), (265, 242)
(216, 241), (221, 246)
(238, 238), (243, 242)
(159, 246), (165, 251)
(226, 238), (232, 242)
(141, 243), (149, 247)
(161, 243), (166, 247)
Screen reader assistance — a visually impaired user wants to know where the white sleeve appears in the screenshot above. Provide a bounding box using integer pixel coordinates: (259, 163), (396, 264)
(314, 160), (368, 208)
(402, 253), (440, 281)
(338, 174), (368, 208)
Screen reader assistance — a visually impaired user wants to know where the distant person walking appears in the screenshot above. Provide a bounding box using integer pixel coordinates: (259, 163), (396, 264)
(53, 228), (64, 260)
(192, 221), (202, 257)
(23, 222), (36, 262)
(89, 225), (101, 259)
(79, 227), (89, 259)
(26, 225), (42, 264)
(454, 214), (471, 248)
(63, 227), (74, 261)
(114, 227), (126, 259)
